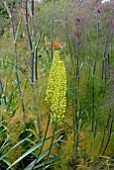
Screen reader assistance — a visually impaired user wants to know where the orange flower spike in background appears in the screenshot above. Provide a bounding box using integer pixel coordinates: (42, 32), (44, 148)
(52, 40), (63, 50)
(47, 40), (63, 50)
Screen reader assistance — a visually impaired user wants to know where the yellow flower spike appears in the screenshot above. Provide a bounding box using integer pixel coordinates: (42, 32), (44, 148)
(45, 51), (67, 124)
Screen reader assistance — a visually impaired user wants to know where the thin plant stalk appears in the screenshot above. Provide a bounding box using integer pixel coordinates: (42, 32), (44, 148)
(73, 30), (81, 151)
(99, 114), (110, 155)
(41, 111), (61, 170)
(74, 50), (80, 151)
(0, 80), (8, 112)
(65, 21), (73, 64)
(25, 0), (41, 137)
(43, 119), (58, 169)
(75, 41), (80, 86)
(25, 0), (34, 83)
(65, 22), (79, 151)
(101, 32), (112, 80)
(101, 117), (113, 156)
(26, 114), (51, 170)
(91, 22), (101, 137)
(65, 20), (78, 151)
(31, 0), (38, 81)
(34, 40), (38, 81)
(93, 22), (101, 76)
(91, 77), (95, 135)
(72, 55), (79, 152)
(50, 0), (55, 62)
(99, 107), (113, 156)
(4, 0), (27, 130)
(31, 0), (41, 137)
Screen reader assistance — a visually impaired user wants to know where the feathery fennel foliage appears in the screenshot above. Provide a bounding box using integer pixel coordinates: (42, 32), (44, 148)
(45, 51), (67, 124)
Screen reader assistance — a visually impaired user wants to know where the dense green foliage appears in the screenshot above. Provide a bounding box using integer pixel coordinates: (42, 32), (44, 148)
(0, 0), (114, 169)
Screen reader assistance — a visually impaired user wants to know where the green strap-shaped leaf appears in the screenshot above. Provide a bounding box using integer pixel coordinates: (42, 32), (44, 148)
(24, 136), (62, 170)
(6, 135), (53, 170)
(0, 136), (31, 161)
